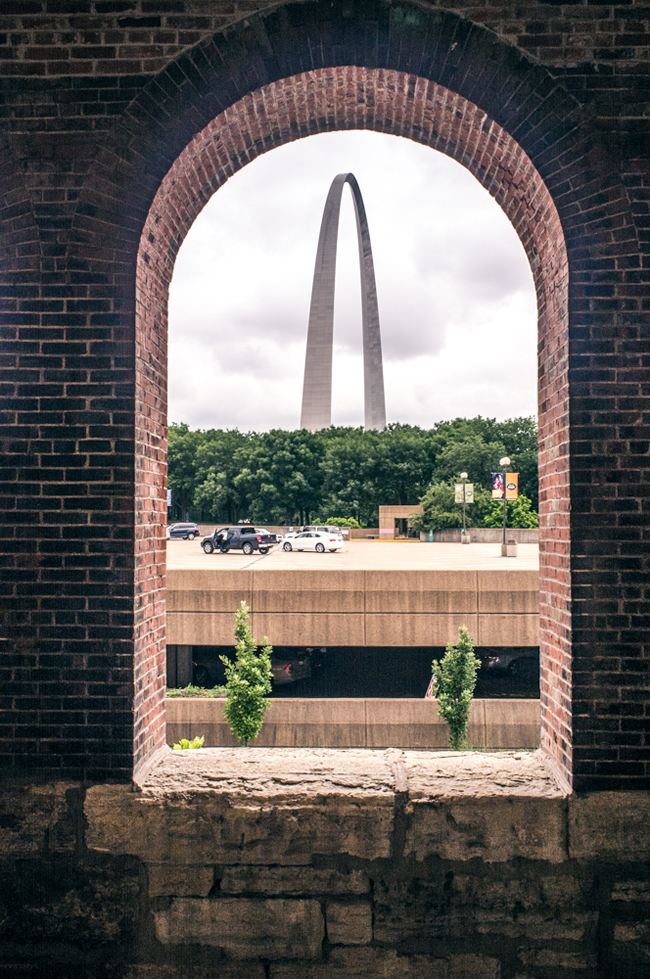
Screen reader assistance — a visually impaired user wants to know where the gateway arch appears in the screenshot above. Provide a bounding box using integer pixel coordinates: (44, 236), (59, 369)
(300, 173), (387, 431)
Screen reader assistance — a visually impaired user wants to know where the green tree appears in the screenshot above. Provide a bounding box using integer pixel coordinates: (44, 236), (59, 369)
(233, 428), (324, 524)
(432, 434), (507, 490)
(166, 415), (539, 528)
(430, 626), (481, 750)
(425, 415), (538, 508)
(411, 481), (493, 532)
(483, 494), (539, 528)
(319, 428), (380, 526)
(373, 423), (435, 506)
(494, 416), (538, 510)
(168, 422), (204, 520)
(193, 428), (253, 523)
(220, 601), (273, 746)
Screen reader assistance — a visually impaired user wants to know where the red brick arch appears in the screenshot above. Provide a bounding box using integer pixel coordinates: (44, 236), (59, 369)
(134, 67), (572, 783)
(64, 0), (642, 789)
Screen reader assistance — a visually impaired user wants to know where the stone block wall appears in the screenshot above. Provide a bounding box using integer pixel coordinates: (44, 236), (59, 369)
(2, 750), (650, 978)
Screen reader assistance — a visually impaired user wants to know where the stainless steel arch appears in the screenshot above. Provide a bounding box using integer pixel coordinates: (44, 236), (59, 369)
(300, 173), (387, 431)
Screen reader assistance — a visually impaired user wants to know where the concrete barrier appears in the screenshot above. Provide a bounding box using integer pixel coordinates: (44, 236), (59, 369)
(167, 568), (540, 648)
(420, 528), (539, 543)
(166, 698), (541, 749)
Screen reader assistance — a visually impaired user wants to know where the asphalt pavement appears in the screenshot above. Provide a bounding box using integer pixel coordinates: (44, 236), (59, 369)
(167, 538), (540, 572)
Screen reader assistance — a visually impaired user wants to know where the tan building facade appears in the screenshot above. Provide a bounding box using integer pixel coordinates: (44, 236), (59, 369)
(378, 505), (423, 539)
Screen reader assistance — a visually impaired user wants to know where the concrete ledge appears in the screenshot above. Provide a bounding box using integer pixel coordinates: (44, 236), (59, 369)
(168, 567), (540, 647)
(166, 698), (541, 749)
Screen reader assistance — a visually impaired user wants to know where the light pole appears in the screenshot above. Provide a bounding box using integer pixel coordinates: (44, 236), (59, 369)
(460, 472), (468, 536)
(499, 456), (510, 549)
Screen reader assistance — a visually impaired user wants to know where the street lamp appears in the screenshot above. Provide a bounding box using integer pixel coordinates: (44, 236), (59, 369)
(460, 472), (468, 536)
(499, 456), (511, 548)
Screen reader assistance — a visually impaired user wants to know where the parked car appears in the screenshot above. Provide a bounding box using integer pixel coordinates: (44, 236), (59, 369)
(281, 530), (301, 543)
(482, 648), (539, 681)
(270, 649), (313, 685)
(282, 530), (344, 553)
(302, 524), (345, 536)
(192, 646), (324, 688)
(167, 522), (200, 540)
(201, 526), (278, 555)
(255, 528), (283, 543)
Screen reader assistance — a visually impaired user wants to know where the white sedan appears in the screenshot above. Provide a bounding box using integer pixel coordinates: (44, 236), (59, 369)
(282, 531), (344, 553)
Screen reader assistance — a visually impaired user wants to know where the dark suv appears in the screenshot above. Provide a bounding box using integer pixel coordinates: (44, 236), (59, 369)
(167, 522), (200, 540)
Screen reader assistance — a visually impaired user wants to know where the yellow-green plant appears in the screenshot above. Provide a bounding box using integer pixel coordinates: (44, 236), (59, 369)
(172, 735), (205, 750)
(431, 626), (481, 749)
(220, 601), (272, 746)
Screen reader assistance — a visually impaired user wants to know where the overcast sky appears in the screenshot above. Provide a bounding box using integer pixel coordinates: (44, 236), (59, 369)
(168, 130), (537, 432)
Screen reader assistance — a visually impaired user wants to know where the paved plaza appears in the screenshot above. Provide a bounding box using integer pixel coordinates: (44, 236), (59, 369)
(167, 538), (540, 572)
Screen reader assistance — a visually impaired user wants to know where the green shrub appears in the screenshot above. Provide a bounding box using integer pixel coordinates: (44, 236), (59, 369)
(483, 495), (539, 528)
(220, 601), (273, 746)
(322, 516), (361, 528)
(430, 626), (481, 750)
(172, 735), (205, 750)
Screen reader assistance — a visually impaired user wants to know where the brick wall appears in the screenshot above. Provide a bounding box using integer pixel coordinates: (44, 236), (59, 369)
(1, 0), (648, 788)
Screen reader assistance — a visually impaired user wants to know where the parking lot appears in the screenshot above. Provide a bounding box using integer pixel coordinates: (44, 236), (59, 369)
(167, 538), (539, 572)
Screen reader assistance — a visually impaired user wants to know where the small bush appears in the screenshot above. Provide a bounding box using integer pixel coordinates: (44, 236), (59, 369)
(430, 626), (481, 750)
(322, 516), (361, 528)
(173, 735), (205, 750)
(483, 494), (539, 528)
(220, 601), (273, 746)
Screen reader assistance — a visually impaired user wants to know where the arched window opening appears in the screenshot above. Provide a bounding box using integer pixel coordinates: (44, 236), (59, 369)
(134, 69), (569, 785)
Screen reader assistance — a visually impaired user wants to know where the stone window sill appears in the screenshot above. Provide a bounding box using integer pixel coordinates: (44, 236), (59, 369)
(83, 747), (650, 868)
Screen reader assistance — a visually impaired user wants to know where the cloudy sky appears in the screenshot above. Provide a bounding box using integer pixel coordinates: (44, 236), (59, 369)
(168, 130), (537, 432)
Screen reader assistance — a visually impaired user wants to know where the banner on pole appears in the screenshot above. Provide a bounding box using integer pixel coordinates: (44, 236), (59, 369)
(455, 483), (475, 504)
(505, 473), (519, 500)
(167, 489), (172, 507)
(491, 472), (504, 500)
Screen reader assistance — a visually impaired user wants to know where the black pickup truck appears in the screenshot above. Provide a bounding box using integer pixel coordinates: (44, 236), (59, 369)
(201, 526), (278, 556)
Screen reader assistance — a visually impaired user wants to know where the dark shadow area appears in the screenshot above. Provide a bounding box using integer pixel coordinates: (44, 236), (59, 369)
(189, 645), (540, 699)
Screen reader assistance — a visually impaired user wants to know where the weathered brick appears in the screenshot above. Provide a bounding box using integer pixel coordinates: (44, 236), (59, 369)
(220, 866), (369, 896)
(154, 897), (324, 959)
(147, 863), (214, 897)
(326, 901), (372, 945)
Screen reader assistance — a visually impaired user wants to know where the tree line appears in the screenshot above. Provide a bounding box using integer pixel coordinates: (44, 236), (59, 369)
(167, 415), (538, 530)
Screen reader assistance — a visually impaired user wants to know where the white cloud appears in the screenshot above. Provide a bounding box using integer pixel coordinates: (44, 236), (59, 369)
(168, 130), (537, 431)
